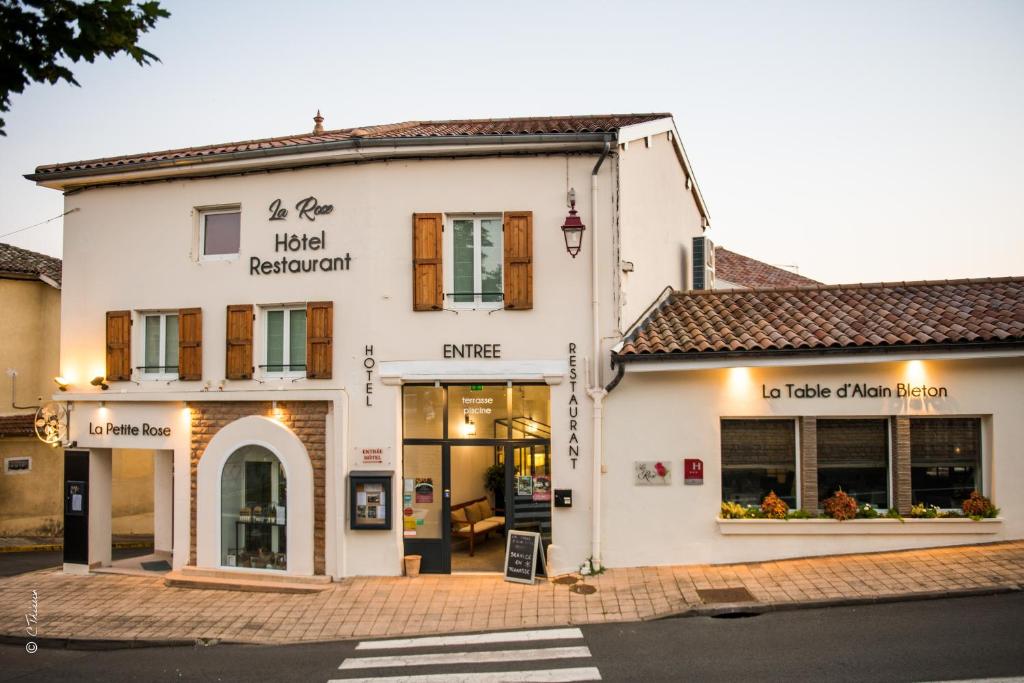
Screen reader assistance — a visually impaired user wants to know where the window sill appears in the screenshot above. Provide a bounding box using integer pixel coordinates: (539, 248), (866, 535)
(716, 518), (1004, 536)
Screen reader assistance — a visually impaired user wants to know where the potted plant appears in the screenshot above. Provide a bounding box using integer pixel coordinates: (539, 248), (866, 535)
(484, 463), (505, 513)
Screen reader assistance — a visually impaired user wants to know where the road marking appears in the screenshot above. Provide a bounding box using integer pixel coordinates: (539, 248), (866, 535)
(339, 645), (592, 670)
(328, 666), (602, 682)
(355, 628), (585, 650)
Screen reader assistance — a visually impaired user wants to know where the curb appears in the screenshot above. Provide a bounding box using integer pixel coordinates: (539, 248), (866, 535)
(0, 541), (152, 554)
(653, 583), (1024, 620)
(2, 583), (1020, 650)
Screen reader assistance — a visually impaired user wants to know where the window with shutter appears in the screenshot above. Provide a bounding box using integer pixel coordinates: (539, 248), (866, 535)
(306, 301), (333, 379)
(412, 213), (443, 311)
(225, 304), (254, 380)
(105, 310), (132, 381)
(178, 308), (203, 381)
(503, 211), (533, 310)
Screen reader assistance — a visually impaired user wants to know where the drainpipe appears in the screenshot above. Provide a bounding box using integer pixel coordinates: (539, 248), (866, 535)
(588, 141), (611, 570)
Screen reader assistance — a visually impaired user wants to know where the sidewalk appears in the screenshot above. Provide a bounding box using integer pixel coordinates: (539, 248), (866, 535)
(2, 541), (1022, 647)
(0, 535), (154, 553)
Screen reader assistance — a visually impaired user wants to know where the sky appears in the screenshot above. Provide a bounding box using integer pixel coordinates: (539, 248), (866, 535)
(1, 0), (1022, 284)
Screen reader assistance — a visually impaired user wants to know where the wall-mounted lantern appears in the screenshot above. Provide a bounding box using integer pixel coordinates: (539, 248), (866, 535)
(561, 188), (586, 259)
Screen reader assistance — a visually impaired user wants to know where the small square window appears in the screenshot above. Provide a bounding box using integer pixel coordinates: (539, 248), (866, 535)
(262, 307), (306, 377)
(141, 312), (179, 379)
(200, 209), (240, 260)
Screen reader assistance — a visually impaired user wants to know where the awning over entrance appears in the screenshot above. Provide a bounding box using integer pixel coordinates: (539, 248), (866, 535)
(379, 360), (567, 385)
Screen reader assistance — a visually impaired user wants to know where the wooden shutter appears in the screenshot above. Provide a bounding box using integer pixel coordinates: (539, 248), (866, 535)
(503, 211), (533, 310)
(225, 304), (254, 380)
(412, 213), (443, 311)
(177, 308), (203, 381)
(306, 301), (333, 379)
(105, 310), (132, 381)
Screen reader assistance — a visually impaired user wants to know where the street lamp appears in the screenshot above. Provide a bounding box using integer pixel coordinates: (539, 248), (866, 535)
(561, 188), (586, 258)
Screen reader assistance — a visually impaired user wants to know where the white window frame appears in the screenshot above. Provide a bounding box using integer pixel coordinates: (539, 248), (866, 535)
(908, 414), (986, 511)
(261, 306), (306, 379)
(198, 207), (241, 262)
(139, 311), (179, 380)
(719, 416), (801, 510)
(814, 416), (892, 511)
(4, 457), (31, 474)
(443, 214), (503, 311)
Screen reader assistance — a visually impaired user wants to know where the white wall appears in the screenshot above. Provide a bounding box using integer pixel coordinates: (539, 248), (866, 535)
(603, 356), (1024, 567)
(59, 145), (699, 576)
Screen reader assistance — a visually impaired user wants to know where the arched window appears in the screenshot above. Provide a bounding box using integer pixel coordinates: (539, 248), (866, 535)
(220, 445), (287, 570)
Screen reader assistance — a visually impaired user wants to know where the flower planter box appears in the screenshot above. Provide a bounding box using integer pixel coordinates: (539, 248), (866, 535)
(716, 517), (1003, 536)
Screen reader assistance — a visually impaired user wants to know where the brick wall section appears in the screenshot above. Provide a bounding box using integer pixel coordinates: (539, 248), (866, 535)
(892, 416), (912, 514)
(189, 401), (328, 574)
(799, 417), (818, 512)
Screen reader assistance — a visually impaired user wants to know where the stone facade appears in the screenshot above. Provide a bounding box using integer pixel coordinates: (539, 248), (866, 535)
(799, 417), (818, 512)
(892, 416), (912, 515)
(189, 401), (328, 574)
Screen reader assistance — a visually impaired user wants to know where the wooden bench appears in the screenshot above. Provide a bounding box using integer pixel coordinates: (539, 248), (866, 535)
(451, 497), (506, 556)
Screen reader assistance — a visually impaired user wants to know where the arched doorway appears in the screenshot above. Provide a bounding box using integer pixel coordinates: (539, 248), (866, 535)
(220, 445), (287, 570)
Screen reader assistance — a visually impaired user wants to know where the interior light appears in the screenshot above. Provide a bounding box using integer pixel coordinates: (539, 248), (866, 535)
(90, 376), (109, 391)
(462, 415), (476, 437)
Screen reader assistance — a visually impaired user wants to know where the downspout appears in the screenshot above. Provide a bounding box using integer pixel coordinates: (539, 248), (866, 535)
(588, 140), (611, 570)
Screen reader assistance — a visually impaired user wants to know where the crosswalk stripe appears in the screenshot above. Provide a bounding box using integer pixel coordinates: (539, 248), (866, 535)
(354, 628), (585, 651)
(339, 646), (592, 670)
(328, 666), (603, 682)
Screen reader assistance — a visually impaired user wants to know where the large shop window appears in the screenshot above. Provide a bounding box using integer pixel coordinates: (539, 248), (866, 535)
(910, 417), (982, 508)
(200, 209), (241, 261)
(263, 307), (306, 377)
(221, 445), (287, 571)
(142, 312), (178, 379)
(817, 419), (890, 508)
(446, 216), (503, 308)
(721, 419), (797, 507)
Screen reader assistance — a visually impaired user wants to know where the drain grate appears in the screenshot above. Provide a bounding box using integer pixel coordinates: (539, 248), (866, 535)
(696, 587), (756, 604)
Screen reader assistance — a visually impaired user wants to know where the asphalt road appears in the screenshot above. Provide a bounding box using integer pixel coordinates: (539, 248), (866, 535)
(0, 593), (1022, 682)
(0, 547), (153, 578)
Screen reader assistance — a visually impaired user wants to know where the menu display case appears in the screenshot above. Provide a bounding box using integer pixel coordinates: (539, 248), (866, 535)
(350, 474), (392, 530)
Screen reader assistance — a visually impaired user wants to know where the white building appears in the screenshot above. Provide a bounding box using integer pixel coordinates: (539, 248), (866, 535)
(27, 113), (709, 579)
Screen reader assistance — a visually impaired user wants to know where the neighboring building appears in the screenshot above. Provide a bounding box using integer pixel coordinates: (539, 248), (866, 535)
(0, 243), (64, 536)
(26, 112), (709, 577)
(0, 243), (154, 539)
(607, 278), (1024, 565)
(714, 245), (821, 289)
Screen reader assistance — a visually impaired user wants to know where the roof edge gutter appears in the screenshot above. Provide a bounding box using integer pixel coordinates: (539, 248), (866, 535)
(613, 340), (1024, 365)
(25, 133), (614, 185)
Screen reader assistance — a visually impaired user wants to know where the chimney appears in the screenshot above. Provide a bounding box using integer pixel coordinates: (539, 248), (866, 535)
(312, 110), (324, 135)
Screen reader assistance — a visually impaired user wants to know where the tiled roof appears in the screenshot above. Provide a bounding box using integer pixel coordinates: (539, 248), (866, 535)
(0, 242), (62, 286)
(32, 113), (670, 176)
(617, 277), (1024, 359)
(0, 414), (35, 438)
(715, 246), (821, 289)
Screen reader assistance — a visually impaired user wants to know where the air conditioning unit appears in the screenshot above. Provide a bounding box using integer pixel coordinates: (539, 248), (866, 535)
(692, 236), (715, 290)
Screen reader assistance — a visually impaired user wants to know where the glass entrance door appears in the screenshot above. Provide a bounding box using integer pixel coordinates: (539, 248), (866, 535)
(401, 445), (449, 574)
(505, 443), (552, 545)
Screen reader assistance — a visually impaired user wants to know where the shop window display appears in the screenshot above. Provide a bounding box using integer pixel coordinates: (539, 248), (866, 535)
(910, 417), (982, 508)
(221, 445), (287, 570)
(720, 419), (797, 507)
(817, 419), (890, 508)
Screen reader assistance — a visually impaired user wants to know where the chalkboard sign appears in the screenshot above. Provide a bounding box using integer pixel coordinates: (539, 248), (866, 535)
(504, 530), (544, 585)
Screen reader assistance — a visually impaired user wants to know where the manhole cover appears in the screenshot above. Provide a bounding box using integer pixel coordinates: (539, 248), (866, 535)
(696, 587), (756, 604)
(570, 584), (597, 595)
(553, 576), (579, 585)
